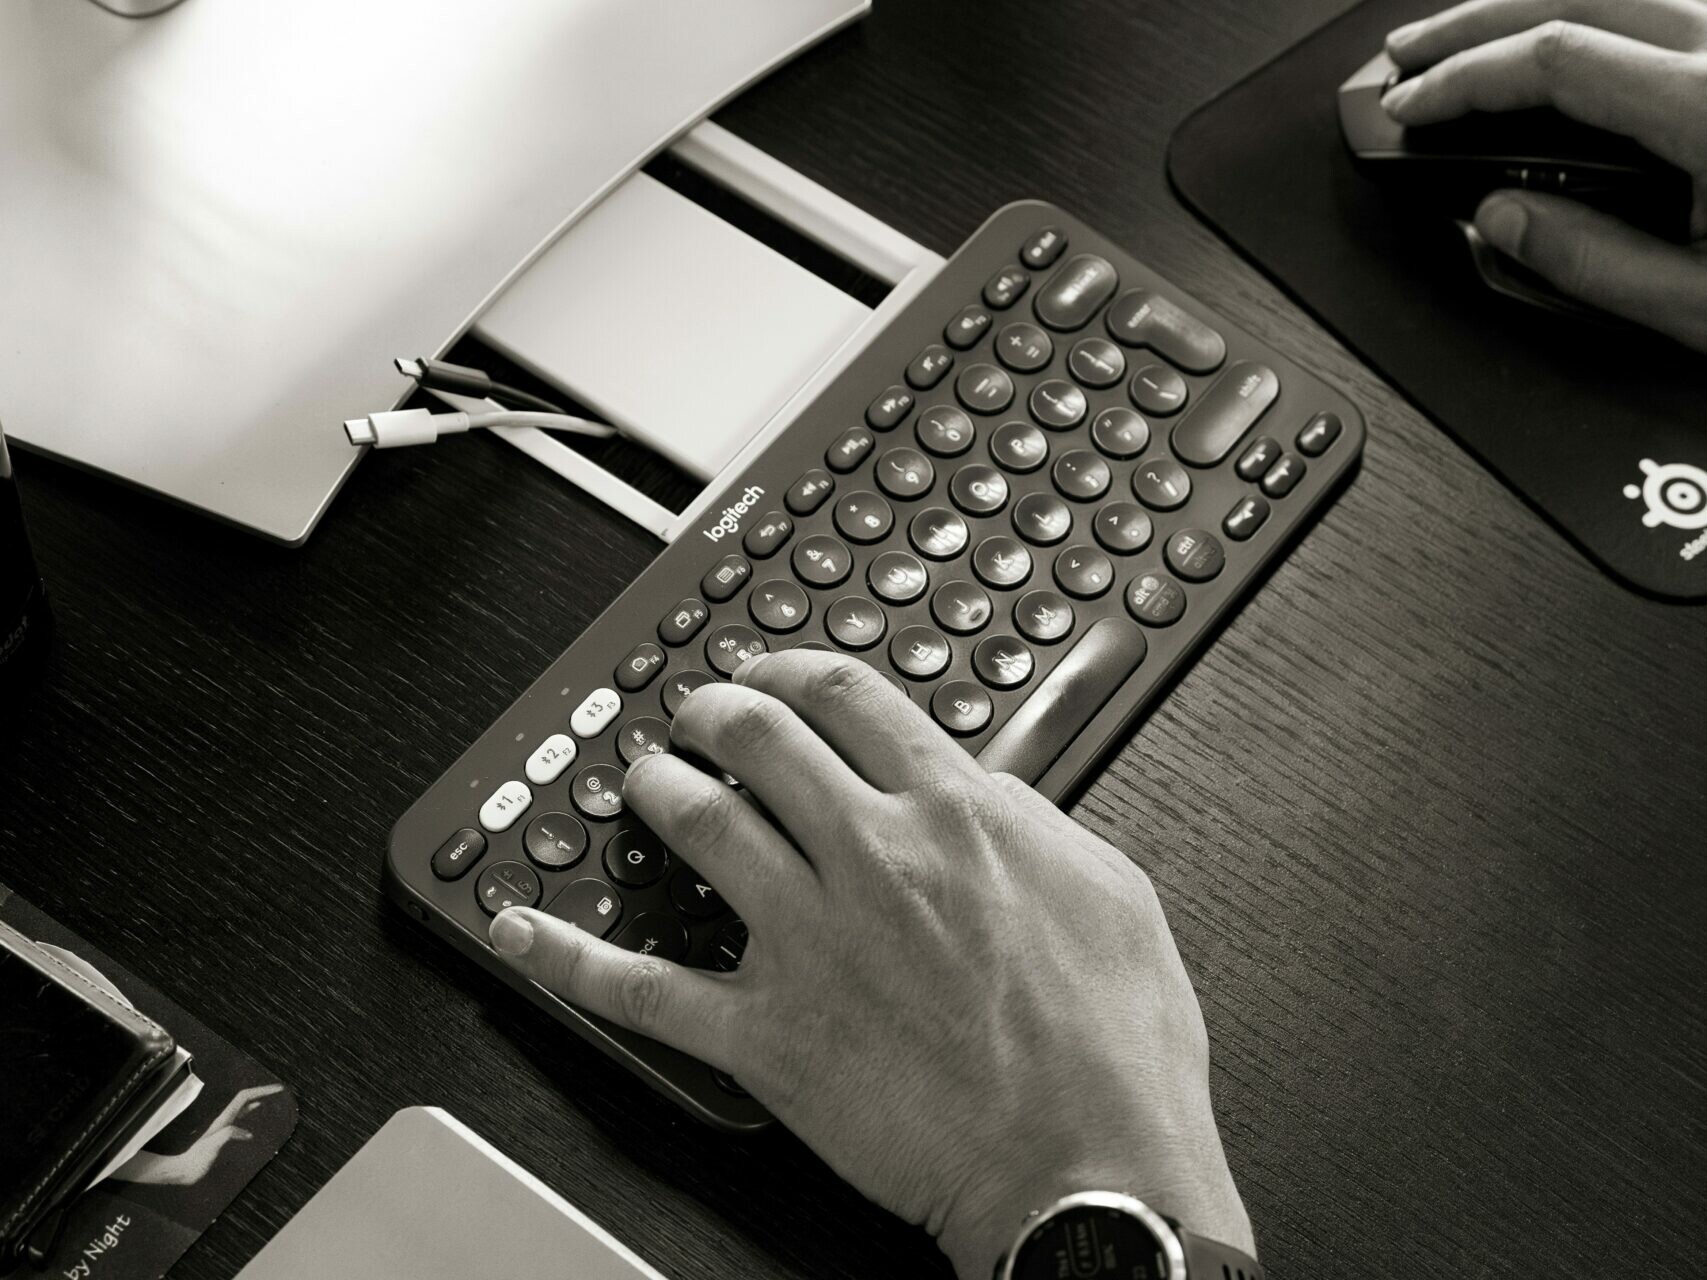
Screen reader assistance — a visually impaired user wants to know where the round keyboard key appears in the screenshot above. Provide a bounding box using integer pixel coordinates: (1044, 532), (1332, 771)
(1054, 545), (1115, 599)
(973, 635), (1035, 690)
(826, 427), (875, 473)
(931, 580), (993, 635)
(571, 763), (626, 821)
(972, 535), (1033, 589)
(1013, 492), (1073, 545)
(615, 911), (688, 961)
(475, 860), (542, 916)
(1052, 450), (1112, 501)
(792, 534), (853, 588)
(749, 580), (811, 633)
(1068, 337), (1126, 388)
(1093, 502), (1154, 555)
(931, 680), (994, 736)
(1164, 529), (1226, 582)
(955, 363), (1015, 415)
(1132, 458), (1191, 511)
(604, 828), (669, 888)
(876, 446), (935, 499)
(545, 877), (623, 938)
(949, 464), (1009, 516)
(524, 813), (588, 870)
(616, 716), (671, 766)
(661, 669), (713, 717)
(706, 624), (767, 677)
(834, 491), (894, 544)
(671, 867), (728, 919)
(709, 920), (749, 972)
(990, 421), (1048, 473)
(944, 305), (992, 350)
(995, 321), (1054, 373)
(909, 508), (970, 560)
(826, 596), (887, 650)
(793, 641), (834, 652)
(1029, 379), (1087, 430)
(891, 624), (951, 680)
(916, 405), (976, 457)
(1015, 590), (1074, 643)
(868, 551), (930, 605)
(1126, 571), (1187, 627)
(1090, 407), (1150, 460)
(1130, 363), (1189, 416)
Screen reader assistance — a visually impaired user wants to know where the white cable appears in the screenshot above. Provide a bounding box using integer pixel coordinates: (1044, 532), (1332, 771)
(342, 407), (617, 449)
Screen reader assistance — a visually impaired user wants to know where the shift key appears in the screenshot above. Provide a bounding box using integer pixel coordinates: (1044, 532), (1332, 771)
(1170, 362), (1279, 468)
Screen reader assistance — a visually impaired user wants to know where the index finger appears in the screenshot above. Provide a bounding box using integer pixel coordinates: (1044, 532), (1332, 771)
(731, 649), (985, 795)
(1387, 0), (1707, 70)
(1381, 22), (1707, 171)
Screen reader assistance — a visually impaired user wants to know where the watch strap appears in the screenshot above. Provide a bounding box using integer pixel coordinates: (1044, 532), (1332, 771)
(1175, 1223), (1265, 1280)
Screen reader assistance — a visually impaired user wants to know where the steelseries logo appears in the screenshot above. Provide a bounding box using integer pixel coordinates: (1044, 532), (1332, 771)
(701, 486), (766, 542)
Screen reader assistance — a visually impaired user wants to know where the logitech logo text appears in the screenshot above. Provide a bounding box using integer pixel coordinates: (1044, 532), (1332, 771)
(702, 486), (766, 542)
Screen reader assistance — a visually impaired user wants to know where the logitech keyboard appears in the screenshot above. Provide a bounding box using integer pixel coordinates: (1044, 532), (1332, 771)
(384, 201), (1366, 1131)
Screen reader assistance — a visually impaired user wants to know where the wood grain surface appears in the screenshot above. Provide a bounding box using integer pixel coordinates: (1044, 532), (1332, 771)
(3, 1), (1704, 1276)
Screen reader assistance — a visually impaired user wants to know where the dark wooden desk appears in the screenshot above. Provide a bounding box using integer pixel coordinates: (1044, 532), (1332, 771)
(4, 1), (1703, 1275)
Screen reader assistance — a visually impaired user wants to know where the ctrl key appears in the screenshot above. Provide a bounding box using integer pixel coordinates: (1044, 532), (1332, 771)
(475, 860), (542, 916)
(432, 828), (486, 881)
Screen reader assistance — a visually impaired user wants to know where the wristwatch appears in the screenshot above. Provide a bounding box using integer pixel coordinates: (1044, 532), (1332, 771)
(994, 1190), (1265, 1280)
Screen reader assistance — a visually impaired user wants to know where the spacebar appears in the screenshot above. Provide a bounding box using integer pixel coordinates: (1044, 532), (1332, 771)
(977, 617), (1148, 785)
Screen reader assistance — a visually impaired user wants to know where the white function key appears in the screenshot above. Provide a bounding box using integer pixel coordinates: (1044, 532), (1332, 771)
(570, 688), (623, 738)
(479, 780), (533, 833)
(525, 733), (578, 786)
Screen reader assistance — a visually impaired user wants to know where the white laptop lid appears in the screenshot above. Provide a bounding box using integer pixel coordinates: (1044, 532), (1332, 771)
(235, 1107), (669, 1279)
(0, 0), (867, 544)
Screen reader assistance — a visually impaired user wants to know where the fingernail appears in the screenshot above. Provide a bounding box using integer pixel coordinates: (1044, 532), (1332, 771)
(1479, 196), (1529, 255)
(489, 910), (534, 957)
(1380, 79), (1417, 118)
(732, 652), (768, 684)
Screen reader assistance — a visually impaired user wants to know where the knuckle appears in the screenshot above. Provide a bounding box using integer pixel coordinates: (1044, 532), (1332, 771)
(614, 957), (672, 1030)
(805, 654), (888, 717)
(677, 777), (739, 847)
(721, 694), (793, 756)
(1532, 20), (1580, 75)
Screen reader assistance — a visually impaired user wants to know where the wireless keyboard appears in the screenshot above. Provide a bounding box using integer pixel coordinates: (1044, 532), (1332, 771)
(384, 201), (1365, 1131)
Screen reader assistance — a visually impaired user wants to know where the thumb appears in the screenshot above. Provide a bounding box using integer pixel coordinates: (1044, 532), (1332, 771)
(1475, 191), (1707, 354)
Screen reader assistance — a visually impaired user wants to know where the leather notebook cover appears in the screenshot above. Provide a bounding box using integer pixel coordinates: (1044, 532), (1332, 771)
(1168, 0), (1707, 600)
(0, 922), (176, 1259)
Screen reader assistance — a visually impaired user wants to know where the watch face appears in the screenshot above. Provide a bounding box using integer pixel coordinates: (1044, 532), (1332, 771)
(1010, 1204), (1171, 1280)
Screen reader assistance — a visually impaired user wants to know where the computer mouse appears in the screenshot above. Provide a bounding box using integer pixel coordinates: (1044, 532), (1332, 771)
(1339, 50), (1691, 236)
(1339, 50), (1693, 318)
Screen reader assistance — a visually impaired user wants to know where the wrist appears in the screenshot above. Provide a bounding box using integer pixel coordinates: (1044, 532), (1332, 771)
(935, 1120), (1253, 1280)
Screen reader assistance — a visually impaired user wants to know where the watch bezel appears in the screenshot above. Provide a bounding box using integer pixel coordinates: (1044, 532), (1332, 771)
(996, 1190), (1191, 1280)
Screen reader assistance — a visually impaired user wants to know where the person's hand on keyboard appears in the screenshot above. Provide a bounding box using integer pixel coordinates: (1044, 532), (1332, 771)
(1381, 0), (1707, 352)
(487, 648), (1253, 1279)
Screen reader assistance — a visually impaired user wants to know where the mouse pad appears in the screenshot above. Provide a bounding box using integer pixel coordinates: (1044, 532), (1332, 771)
(1168, 0), (1707, 601)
